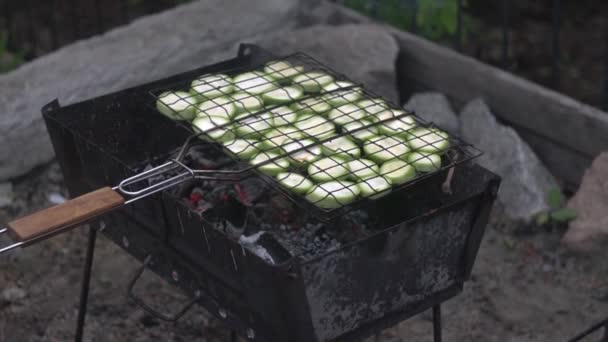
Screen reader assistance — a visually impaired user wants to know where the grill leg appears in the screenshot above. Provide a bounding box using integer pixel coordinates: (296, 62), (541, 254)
(230, 330), (237, 342)
(432, 305), (442, 342)
(74, 226), (98, 342)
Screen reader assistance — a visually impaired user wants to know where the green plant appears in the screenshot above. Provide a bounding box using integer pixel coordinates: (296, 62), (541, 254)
(343, 0), (477, 42)
(0, 31), (24, 73)
(535, 187), (577, 226)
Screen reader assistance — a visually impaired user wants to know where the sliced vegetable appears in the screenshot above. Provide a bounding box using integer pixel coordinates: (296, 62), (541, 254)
(230, 92), (264, 114)
(268, 106), (299, 126)
(327, 104), (367, 126)
(261, 85), (305, 105)
(233, 71), (276, 95)
(321, 136), (361, 160)
(196, 96), (237, 120)
(305, 181), (360, 209)
(274, 125), (305, 141)
(323, 81), (363, 107)
(234, 113), (273, 138)
(192, 116), (235, 142)
(357, 98), (389, 115)
(407, 127), (450, 153)
(283, 139), (323, 167)
(156, 91), (197, 120)
(276, 172), (314, 194)
(250, 151), (290, 176)
(347, 159), (379, 181)
(294, 115), (336, 140)
(357, 176), (392, 199)
(264, 60), (304, 82)
(406, 151), (442, 172)
(223, 139), (260, 159)
(378, 113), (417, 138)
(342, 121), (378, 142)
(379, 159), (416, 185)
(190, 74), (234, 100)
(254, 129), (291, 151)
(291, 97), (332, 115)
(293, 71), (334, 92)
(363, 135), (411, 163)
(307, 156), (349, 182)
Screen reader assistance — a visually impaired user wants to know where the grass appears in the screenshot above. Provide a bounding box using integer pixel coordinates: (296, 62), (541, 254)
(0, 31), (24, 73)
(343, 0), (477, 43)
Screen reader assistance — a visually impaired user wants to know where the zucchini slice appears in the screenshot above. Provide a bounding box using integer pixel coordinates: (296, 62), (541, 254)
(327, 104), (367, 126)
(320, 136), (361, 160)
(230, 92), (264, 114)
(268, 106), (299, 126)
(234, 113), (273, 138)
(261, 85), (305, 105)
(294, 115), (336, 140)
(250, 151), (290, 176)
(196, 96), (237, 120)
(276, 172), (314, 194)
(190, 74), (234, 100)
(293, 71), (334, 92)
(363, 135), (411, 163)
(406, 151), (442, 172)
(192, 116), (235, 142)
(357, 176), (392, 199)
(357, 98), (389, 116)
(378, 113), (417, 138)
(342, 120), (378, 142)
(307, 156), (349, 182)
(322, 81), (363, 107)
(379, 159), (416, 185)
(407, 127), (450, 153)
(264, 60), (304, 81)
(347, 158), (379, 181)
(233, 71), (276, 95)
(291, 97), (332, 115)
(283, 139), (323, 167)
(223, 139), (260, 160)
(305, 181), (360, 209)
(156, 91), (197, 120)
(255, 129), (291, 152)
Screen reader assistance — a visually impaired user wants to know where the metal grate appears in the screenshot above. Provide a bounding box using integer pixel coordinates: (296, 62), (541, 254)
(147, 52), (481, 221)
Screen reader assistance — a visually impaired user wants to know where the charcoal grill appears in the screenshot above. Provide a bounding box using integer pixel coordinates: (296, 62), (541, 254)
(1, 44), (500, 342)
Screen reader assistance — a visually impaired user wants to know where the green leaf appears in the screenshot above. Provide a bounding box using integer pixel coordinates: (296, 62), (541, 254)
(547, 188), (565, 210)
(535, 212), (550, 226)
(550, 208), (577, 222)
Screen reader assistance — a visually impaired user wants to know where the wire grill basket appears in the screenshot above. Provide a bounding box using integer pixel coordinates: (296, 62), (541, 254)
(144, 52), (481, 221)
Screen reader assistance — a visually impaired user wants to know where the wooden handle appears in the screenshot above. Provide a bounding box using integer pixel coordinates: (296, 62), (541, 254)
(7, 187), (124, 242)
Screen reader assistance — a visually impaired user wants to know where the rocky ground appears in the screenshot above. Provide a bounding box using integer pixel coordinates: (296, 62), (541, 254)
(0, 162), (607, 342)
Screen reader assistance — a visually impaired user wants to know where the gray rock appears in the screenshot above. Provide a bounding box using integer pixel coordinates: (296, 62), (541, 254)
(2, 287), (27, 302)
(0, 182), (13, 207)
(0, 0), (300, 181)
(405, 92), (460, 134)
(562, 152), (608, 253)
(253, 24), (400, 103)
(460, 98), (557, 221)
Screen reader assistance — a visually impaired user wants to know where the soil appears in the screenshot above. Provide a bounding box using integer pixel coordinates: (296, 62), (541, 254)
(1, 162), (607, 342)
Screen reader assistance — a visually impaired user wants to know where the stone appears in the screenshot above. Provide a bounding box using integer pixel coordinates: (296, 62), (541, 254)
(0, 182), (13, 207)
(2, 287), (27, 302)
(404, 92), (460, 133)
(460, 98), (557, 221)
(253, 24), (400, 103)
(0, 0), (300, 181)
(562, 152), (608, 253)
